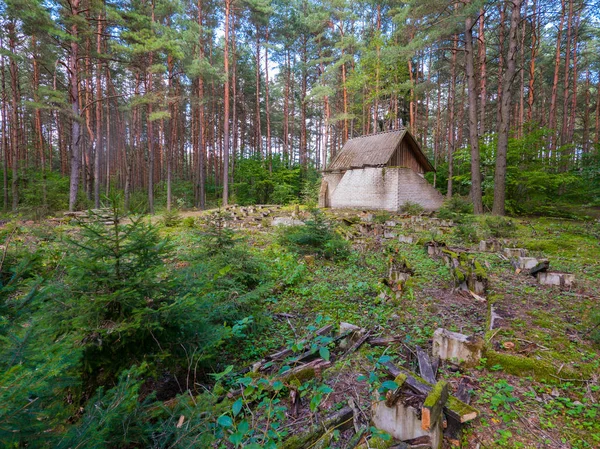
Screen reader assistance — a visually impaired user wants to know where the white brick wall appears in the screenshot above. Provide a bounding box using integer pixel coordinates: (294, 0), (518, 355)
(322, 167), (443, 211)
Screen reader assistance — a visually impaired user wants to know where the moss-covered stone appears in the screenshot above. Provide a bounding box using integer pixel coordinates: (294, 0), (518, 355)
(483, 349), (588, 384)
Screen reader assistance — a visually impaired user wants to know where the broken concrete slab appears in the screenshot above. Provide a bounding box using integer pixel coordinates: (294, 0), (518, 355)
(537, 272), (575, 288)
(503, 247), (527, 259)
(339, 322), (366, 348)
(384, 231), (397, 239)
(372, 400), (443, 449)
(385, 220), (397, 227)
(398, 235), (414, 244)
(272, 217), (304, 226)
(479, 240), (502, 252)
(518, 256), (540, 270)
(432, 328), (484, 368)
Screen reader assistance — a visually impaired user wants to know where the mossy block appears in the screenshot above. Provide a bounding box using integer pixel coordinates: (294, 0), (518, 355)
(473, 260), (488, 280)
(446, 396), (479, 423)
(453, 267), (467, 282)
(422, 381), (449, 431)
(483, 349), (585, 384)
(356, 435), (396, 449)
(394, 373), (407, 388)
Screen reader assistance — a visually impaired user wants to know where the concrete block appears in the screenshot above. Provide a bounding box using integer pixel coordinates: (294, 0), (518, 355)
(385, 220), (397, 227)
(503, 247), (527, 258)
(518, 257), (539, 270)
(372, 400), (442, 449)
(479, 240), (502, 252)
(384, 231), (397, 239)
(537, 272), (575, 288)
(432, 328), (484, 368)
(272, 217), (304, 226)
(398, 235), (414, 244)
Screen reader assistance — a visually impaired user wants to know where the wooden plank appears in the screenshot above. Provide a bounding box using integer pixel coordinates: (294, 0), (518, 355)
(367, 336), (403, 346)
(416, 346), (436, 384)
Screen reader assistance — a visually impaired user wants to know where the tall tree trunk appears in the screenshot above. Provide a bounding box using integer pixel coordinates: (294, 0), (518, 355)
(560, 0), (573, 147)
(265, 27), (271, 172)
(255, 27), (261, 157)
(447, 33), (458, 198)
(493, 0), (522, 216)
(465, 7), (483, 213)
(32, 34), (47, 208)
(94, 14), (103, 208)
(582, 68), (590, 154)
(478, 8), (486, 135)
(496, 4), (506, 128)
(222, 0), (230, 206)
(567, 7), (580, 144)
(526, 0), (538, 123)
(68, 2), (81, 212)
(548, 0), (565, 152)
(1, 41), (8, 212)
(8, 22), (19, 211)
(197, 0), (206, 209)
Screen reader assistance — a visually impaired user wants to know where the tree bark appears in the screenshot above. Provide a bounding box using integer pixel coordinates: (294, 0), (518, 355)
(465, 7), (483, 214)
(68, 3), (81, 212)
(222, 0), (230, 206)
(548, 0), (565, 152)
(493, 0), (522, 216)
(447, 33), (458, 198)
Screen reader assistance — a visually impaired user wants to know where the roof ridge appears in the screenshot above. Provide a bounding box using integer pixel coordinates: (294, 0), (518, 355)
(351, 127), (406, 140)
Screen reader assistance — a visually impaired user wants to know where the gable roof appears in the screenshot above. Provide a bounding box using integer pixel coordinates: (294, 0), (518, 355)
(325, 129), (435, 172)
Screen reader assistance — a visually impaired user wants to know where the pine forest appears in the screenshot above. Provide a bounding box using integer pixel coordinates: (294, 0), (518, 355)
(1, 0), (600, 447)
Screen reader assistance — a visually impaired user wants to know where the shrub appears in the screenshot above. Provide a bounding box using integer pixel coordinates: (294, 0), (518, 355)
(454, 216), (480, 243)
(401, 201), (424, 215)
(373, 211), (392, 224)
(161, 208), (182, 227)
(277, 208), (350, 260)
(182, 216), (196, 228)
(483, 216), (517, 238)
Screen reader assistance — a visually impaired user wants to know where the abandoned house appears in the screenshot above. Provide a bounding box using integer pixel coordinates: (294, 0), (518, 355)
(319, 129), (444, 211)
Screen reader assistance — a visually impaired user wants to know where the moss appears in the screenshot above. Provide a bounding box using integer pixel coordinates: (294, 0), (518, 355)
(423, 380), (448, 408)
(453, 267), (466, 282)
(394, 373), (407, 388)
(446, 396), (479, 420)
(357, 436), (395, 449)
(473, 260), (488, 280)
(483, 349), (590, 384)
(442, 248), (459, 261)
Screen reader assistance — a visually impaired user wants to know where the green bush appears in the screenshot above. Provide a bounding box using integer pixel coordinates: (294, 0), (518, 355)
(401, 201), (424, 215)
(161, 208), (182, 227)
(454, 216), (480, 243)
(483, 215), (517, 238)
(277, 208), (350, 260)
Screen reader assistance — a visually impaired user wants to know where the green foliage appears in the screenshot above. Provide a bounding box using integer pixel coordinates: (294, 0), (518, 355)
(160, 208), (182, 227)
(590, 310), (600, 345)
(483, 215), (517, 238)
(400, 201), (424, 215)
(437, 196), (474, 220)
(454, 215), (480, 244)
(232, 156), (311, 205)
(277, 209), (350, 260)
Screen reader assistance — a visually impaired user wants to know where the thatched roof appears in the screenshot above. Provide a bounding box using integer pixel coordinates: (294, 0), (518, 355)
(325, 129), (435, 172)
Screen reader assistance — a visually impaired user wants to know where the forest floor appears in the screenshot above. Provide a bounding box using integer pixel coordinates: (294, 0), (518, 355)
(173, 205), (599, 449)
(10, 205), (599, 448)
